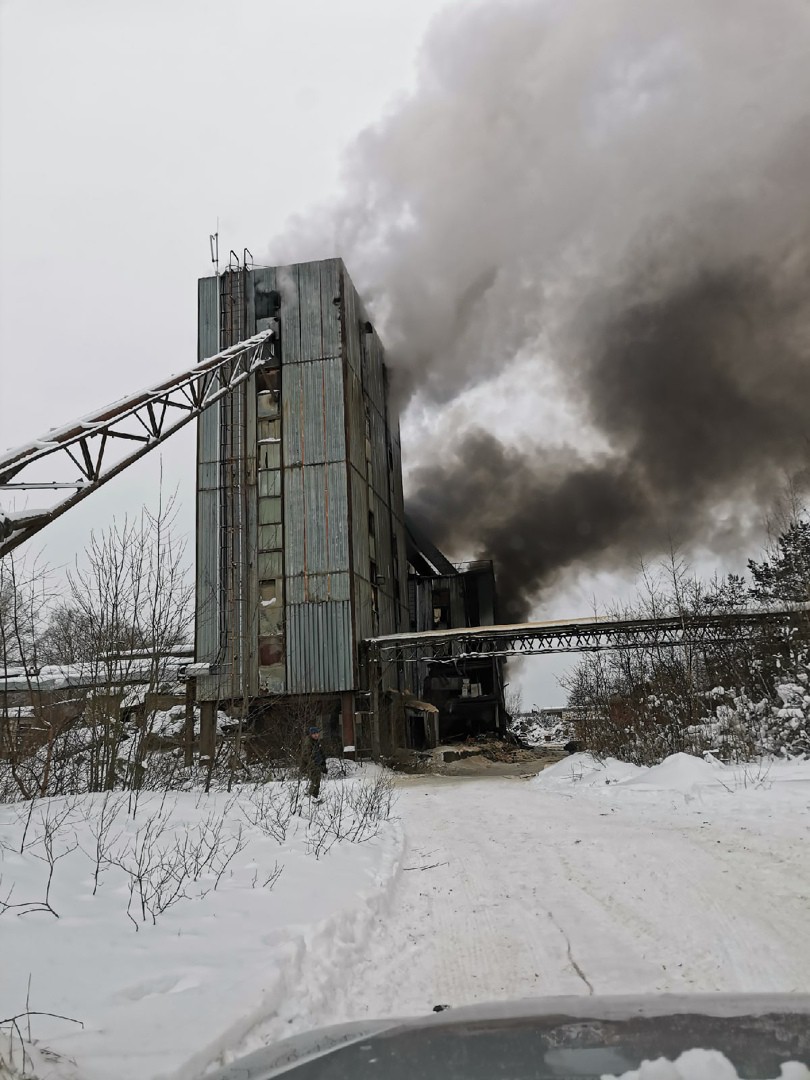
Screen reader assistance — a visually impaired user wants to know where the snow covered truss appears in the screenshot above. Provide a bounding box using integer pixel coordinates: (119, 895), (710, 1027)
(0, 329), (276, 557)
(366, 608), (803, 663)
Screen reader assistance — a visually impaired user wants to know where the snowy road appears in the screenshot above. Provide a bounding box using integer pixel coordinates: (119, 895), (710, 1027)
(308, 759), (810, 1031)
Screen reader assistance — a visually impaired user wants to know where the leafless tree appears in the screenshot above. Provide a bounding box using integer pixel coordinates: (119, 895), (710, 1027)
(53, 486), (192, 793)
(0, 552), (65, 799)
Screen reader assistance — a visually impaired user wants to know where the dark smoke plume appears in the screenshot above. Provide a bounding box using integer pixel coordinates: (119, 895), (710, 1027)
(274, 0), (810, 619)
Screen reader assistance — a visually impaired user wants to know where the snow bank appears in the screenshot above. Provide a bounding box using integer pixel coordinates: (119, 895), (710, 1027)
(618, 752), (722, 791)
(535, 751), (810, 800)
(606, 1049), (809, 1079)
(535, 752), (645, 787)
(0, 780), (403, 1080)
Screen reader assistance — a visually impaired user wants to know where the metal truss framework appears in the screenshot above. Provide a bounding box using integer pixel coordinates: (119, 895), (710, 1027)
(0, 330), (276, 557)
(366, 609), (803, 665)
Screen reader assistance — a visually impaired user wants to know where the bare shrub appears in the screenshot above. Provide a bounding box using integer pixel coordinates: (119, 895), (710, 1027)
(240, 782), (296, 843)
(2, 800), (82, 918)
(305, 771), (396, 859)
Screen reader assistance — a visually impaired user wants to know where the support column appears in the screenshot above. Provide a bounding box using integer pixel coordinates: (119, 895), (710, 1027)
(199, 700), (216, 762)
(340, 692), (355, 757)
(370, 662), (382, 761)
(184, 677), (197, 767)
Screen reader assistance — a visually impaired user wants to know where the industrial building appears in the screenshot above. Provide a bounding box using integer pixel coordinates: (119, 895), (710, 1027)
(405, 524), (507, 744)
(194, 256), (505, 757)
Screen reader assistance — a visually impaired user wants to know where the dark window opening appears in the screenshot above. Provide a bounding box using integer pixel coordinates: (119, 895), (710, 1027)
(433, 587), (451, 630)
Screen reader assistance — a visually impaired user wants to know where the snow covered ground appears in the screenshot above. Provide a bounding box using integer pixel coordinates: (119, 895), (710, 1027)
(0, 776), (402, 1080)
(2, 754), (809, 1078)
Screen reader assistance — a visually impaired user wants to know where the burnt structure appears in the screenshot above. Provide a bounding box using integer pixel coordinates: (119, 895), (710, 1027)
(194, 256), (506, 757)
(406, 521), (507, 743)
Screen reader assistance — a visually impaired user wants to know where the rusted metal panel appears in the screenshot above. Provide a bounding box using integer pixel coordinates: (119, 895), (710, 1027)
(286, 570), (351, 605)
(349, 464), (371, 581)
(344, 365), (367, 476)
(284, 463), (349, 579)
(306, 461), (349, 573)
(362, 328), (386, 417)
(287, 600), (353, 693)
(353, 576), (374, 645)
(298, 261), (323, 362)
(368, 406), (390, 500)
(284, 358), (346, 467)
(319, 259), (343, 357)
(303, 357), (345, 463)
(281, 362), (303, 468)
(277, 264), (301, 365)
(342, 269), (362, 374)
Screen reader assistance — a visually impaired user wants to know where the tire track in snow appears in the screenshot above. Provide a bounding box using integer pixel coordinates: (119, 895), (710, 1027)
(268, 771), (810, 1038)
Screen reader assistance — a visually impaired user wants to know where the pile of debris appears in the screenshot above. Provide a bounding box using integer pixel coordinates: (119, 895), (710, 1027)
(390, 736), (565, 775)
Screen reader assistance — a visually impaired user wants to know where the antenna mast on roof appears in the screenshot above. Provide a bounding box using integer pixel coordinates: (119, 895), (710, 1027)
(210, 221), (220, 350)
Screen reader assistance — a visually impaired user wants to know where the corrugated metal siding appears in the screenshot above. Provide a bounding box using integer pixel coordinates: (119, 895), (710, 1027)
(196, 276), (221, 701)
(283, 357), (345, 466)
(244, 369), (259, 698)
(362, 328), (386, 417)
(286, 571), (351, 605)
(298, 261), (323, 362)
(294, 258), (343, 362)
(278, 259), (354, 694)
(342, 270), (362, 374)
(349, 465), (370, 578)
(353, 577), (375, 644)
(368, 407), (389, 500)
(287, 601), (353, 693)
(197, 276), (219, 362)
(319, 259), (343, 357)
(283, 463), (349, 578)
(277, 263), (302, 364)
(344, 365), (367, 476)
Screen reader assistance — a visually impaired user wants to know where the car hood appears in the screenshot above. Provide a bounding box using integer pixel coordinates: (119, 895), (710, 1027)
(201, 993), (810, 1079)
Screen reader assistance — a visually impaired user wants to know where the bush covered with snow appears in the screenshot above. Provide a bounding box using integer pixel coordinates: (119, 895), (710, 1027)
(508, 711), (574, 746)
(563, 522), (810, 765)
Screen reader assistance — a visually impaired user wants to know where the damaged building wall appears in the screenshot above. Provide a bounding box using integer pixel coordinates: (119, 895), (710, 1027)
(406, 545), (507, 744)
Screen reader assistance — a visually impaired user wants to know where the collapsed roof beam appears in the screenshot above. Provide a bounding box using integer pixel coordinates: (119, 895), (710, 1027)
(0, 329), (276, 557)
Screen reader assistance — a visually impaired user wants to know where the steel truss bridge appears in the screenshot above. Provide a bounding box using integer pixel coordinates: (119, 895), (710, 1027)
(0, 330), (275, 557)
(366, 608), (804, 665)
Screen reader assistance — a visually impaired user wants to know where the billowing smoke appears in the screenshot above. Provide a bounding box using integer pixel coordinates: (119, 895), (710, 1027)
(275, 0), (810, 619)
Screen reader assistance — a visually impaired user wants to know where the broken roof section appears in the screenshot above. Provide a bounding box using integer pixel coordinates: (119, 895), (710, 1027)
(405, 514), (458, 577)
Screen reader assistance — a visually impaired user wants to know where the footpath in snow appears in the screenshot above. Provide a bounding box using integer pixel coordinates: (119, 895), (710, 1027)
(2, 753), (809, 1078)
(233, 752), (810, 1060)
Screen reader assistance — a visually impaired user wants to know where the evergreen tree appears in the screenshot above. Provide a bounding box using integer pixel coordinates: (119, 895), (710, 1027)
(748, 519), (810, 603)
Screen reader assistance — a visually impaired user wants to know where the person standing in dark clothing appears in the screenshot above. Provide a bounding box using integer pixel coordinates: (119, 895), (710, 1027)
(300, 725), (327, 798)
